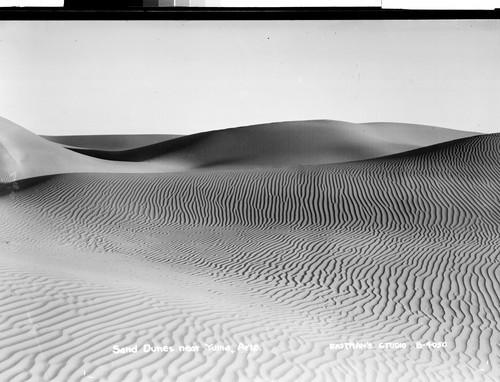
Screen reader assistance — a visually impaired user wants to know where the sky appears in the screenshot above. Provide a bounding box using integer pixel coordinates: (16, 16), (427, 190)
(0, 20), (499, 136)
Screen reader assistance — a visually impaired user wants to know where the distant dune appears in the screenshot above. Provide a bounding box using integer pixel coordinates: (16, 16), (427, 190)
(3, 117), (477, 183)
(0, 119), (498, 382)
(42, 120), (478, 170)
(43, 134), (181, 151)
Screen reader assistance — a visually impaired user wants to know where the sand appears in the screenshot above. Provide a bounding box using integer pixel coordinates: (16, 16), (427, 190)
(44, 119), (478, 169)
(0, 117), (189, 183)
(42, 134), (181, 152)
(5, 117), (477, 182)
(0, 118), (498, 382)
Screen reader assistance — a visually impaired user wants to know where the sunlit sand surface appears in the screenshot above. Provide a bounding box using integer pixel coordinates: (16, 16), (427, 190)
(0, 117), (498, 382)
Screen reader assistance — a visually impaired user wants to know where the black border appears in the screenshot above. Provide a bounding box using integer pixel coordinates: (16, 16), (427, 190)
(0, 7), (499, 20)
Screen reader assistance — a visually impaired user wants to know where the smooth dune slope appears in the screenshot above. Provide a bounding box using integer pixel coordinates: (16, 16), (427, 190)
(41, 120), (479, 169)
(0, 133), (499, 382)
(0, 117), (190, 183)
(42, 134), (181, 151)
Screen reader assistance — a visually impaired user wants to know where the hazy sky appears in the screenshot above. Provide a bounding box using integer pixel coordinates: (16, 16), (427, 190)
(0, 20), (499, 135)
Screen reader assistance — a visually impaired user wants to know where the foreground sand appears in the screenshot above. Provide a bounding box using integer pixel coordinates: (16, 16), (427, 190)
(0, 120), (499, 382)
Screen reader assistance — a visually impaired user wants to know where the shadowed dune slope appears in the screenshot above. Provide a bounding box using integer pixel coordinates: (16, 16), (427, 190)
(42, 134), (181, 151)
(0, 133), (499, 381)
(41, 120), (479, 169)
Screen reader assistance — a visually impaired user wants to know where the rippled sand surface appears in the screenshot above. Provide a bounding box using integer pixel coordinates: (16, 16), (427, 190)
(0, 118), (498, 382)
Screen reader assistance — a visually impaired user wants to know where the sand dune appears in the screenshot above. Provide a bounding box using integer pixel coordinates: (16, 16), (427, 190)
(43, 120), (478, 170)
(0, 129), (499, 381)
(4, 118), (473, 184)
(0, 117), (190, 183)
(3, 117), (477, 183)
(42, 134), (181, 151)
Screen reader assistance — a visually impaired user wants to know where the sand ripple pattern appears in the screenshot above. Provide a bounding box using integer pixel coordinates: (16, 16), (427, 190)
(0, 134), (499, 381)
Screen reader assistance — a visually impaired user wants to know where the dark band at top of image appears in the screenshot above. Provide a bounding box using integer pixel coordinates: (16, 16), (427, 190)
(143, 0), (221, 6)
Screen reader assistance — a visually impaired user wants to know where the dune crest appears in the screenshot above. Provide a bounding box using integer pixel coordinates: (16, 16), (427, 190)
(0, 117), (191, 183)
(42, 120), (479, 170)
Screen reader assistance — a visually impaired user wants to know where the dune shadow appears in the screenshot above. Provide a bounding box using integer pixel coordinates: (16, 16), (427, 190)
(0, 176), (55, 196)
(63, 132), (213, 162)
